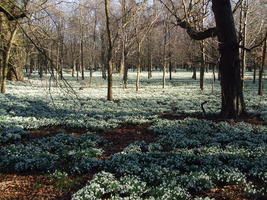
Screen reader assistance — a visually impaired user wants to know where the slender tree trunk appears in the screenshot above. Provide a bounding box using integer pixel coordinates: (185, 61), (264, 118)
(240, 0), (248, 89)
(147, 35), (152, 79)
(120, 40), (125, 75)
(200, 3), (206, 90)
(148, 52), (153, 79)
(200, 65), (205, 90)
(136, 43), (141, 91)
(253, 56), (257, 84)
(100, 30), (107, 80)
(56, 43), (60, 87)
(163, 63), (166, 88)
(123, 64), (128, 89)
(212, 0), (246, 117)
(72, 60), (75, 77)
(167, 22), (173, 80)
(76, 63), (79, 81)
(105, 0), (113, 101)
(192, 66), (197, 80)
(162, 22), (167, 88)
(80, 32), (84, 80)
(107, 60), (113, 100)
(89, 65), (93, 86)
(200, 41), (205, 90)
(119, 0), (126, 75)
(169, 52), (172, 80)
(258, 36), (266, 95)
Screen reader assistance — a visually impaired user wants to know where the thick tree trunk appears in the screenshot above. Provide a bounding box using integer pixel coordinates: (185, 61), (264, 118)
(1, 51), (9, 94)
(212, 0), (246, 118)
(1, 25), (17, 94)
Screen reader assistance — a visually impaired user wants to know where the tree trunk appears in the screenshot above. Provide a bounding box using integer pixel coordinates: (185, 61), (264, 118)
(240, 0), (248, 89)
(89, 65), (93, 86)
(107, 60), (113, 101)
(200, 64), (204, 90)
(123, 64), (128, 89)
(192, 66), (197, 80)
(200, 41), (205, 90)
(136, 43), (141, 91)
(148, 53), (153, 79)
(163, 23), (167, 88)
(258, 36), (266, 95)
(80, 34), (84, 80)
(253, 63), (256, 84)
(1, 25), (17, 94)
(200, 3), (206, 90)
(163, 63), (166, 88)
(169, 53), (172, 80)
(1, 50), (9, 94)
(212, 0), (246, 118)
(105, 0), (113, 101)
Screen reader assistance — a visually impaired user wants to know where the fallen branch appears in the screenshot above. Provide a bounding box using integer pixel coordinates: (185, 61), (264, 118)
(201, 101), (208, 116)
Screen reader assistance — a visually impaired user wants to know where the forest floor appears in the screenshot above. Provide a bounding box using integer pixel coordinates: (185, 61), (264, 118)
(0, 113), (264, 200)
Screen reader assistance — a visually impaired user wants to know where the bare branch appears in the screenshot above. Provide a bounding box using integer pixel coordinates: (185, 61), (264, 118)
(239, 30), (267, 52)
(232, 0), (243, 14)
(0, 5), (26, 21)
(159, 0), (217, 40)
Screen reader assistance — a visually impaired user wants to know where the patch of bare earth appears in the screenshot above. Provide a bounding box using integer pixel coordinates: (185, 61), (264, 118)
(196, 185), (248, 200)
(0, 173), (92, 200)
(97, 123), (157, 157)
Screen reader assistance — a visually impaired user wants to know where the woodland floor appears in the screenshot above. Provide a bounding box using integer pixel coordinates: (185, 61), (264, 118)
(0, 113), (265, 200)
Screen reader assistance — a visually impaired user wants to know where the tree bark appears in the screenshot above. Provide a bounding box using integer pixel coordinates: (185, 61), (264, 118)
(212, 0), (246, 117)
(240, 0), (248, 89)
(136, 43), (141, 91)
(1, 24), (17, 94)
(105, 0), (113, 101)
(162, 22), (167, 88)
(200, 41), (205, 90)
(258, 36), (266, 95)
(192, 66), (196, 80)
